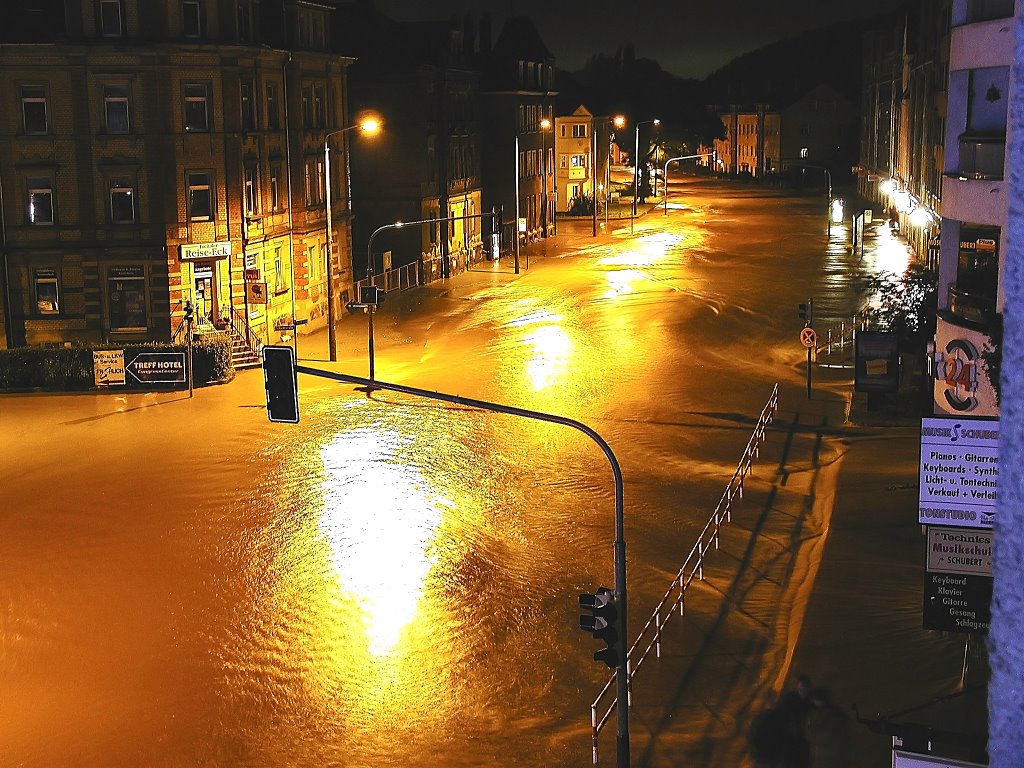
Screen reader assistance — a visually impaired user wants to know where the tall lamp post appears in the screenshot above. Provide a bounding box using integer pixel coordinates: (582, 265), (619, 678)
(324, 114), (381, 361)
(540, 116), (552, 238)
(514, 117), (553, 274)
(631, 118), (659, 235)
(605, 116), (625, 230)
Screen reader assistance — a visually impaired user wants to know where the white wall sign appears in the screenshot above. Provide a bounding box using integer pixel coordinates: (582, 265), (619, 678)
(926, 527), (993, 576)
(179, 241), (232, 261)
(893, 749), (987, 768)
(93, 349), (125, 387)
(919, 417), (998, 529)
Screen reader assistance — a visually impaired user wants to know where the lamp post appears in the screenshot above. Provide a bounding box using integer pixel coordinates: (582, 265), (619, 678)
(540, 117), (552, 238)
(631, 118), (659, 235)
(605, 116), (625, 230)
(513, 117), (553, 274)
(324, 115), (381, 361)
(662, 153), (714, 215)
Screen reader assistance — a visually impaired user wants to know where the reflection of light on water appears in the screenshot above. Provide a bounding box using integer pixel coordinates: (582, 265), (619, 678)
(505, 308), (573, 391)
(319, 427), (451, 656)
(866, 225), (913, 275)
(598, 232), (682, 268)
(603, 268), (644, 298)
(524, 324), (572, 390)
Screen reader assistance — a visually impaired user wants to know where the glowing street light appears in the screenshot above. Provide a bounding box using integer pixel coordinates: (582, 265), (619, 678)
(324, 113), (382, 361)
(632, 118), (660, 235)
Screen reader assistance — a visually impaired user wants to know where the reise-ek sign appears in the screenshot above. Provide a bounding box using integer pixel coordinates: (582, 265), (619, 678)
(919, 417), (997, 529)
(179, 241), (231, 261)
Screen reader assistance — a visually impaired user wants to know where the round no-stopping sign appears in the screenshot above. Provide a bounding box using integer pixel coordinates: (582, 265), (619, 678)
(800, 327), (817, 348)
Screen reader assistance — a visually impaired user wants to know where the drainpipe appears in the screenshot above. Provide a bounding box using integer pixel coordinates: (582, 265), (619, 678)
(0, 164), (12, 349)
(282, 51), (297, 354)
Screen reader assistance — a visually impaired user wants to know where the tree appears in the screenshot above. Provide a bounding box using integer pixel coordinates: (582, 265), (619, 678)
(860, 263), (938, 353)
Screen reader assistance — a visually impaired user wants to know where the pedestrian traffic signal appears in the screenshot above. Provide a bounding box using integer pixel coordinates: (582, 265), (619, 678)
(359, 285), (383, 306)
(798, 299), (813, 326)
(183, 300), (194, 325)
(579, 587), (619, 668)
(262, 345), (299, 423)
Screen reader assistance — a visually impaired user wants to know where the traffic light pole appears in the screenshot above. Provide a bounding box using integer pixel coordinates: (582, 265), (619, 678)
(289, 363), (631, 768)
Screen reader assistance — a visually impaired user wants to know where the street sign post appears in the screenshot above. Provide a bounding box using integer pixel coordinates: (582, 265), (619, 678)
(800, 327), (817, 348)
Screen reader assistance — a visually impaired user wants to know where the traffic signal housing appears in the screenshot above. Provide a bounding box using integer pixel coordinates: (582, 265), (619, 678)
(262, 345), (299, 423)
(799, 299), (813, 327)
(579, 587), (619, 668)
(183, 300), (194, 324)
(359, 285), (384, 306)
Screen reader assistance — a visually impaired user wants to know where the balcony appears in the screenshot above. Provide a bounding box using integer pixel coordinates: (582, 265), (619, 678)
(957, 134), (1005, 179)
(947, 284), (997, 326)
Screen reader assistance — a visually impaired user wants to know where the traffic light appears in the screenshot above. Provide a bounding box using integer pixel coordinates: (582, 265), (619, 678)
(798, 299), (813, 327)
(359, 285), (383, 306)
(183, 300), (194, 325)
(491, 206), (501, 235)
(262, 344), (299, 423)
(579, 587), (619, 668)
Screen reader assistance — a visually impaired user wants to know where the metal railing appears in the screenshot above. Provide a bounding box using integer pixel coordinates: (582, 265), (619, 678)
(229, 307), (263, 354)
(354, 262), (421, 297)
(589, 384), (780, 765)
(814, 314), (866, 368)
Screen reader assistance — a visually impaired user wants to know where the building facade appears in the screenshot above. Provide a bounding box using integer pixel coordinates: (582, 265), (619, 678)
(0, 0), (356, 350)
(479, 16), (556, 246)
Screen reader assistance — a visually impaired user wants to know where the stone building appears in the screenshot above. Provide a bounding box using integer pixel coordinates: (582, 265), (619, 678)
(0, 0), (356, 350)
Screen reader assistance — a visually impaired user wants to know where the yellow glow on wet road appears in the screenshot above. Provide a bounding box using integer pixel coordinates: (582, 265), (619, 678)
(603, 268), (645, 297)
(505, 307), (574, 391)
(318, 426), (451, 657)
(869, 225), (914, 275)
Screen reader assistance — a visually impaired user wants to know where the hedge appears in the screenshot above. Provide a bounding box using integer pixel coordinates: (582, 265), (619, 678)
(0, 335), (234, 391)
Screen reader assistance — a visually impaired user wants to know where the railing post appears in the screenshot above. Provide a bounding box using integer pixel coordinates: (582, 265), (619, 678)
(655, 610), (662, 658)
(592, 706), (600, 766)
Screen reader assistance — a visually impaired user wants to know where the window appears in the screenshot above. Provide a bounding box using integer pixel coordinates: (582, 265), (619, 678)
(800, 147), (809, 159)
(241, 80), (256, 131)
(184, 82), (209, 132)
(314, 84), (326, 128)
(110, 178), (135, 223)
(572, 123), (587, 138)
(237, 0), (257, 41)
(27, 176), (54, 224)
(182, 0), (201, 37)
(273, 246), (287, 293)
(269, 163), (281, 210)
(104, 85), (130, 133)
(186, 171), (213, 220)
(244, 165), (259, 216)
(100, 0), (123, 36)
(570, 154), (587, 168)
(308, 245), (320, 283)
(266, 82), (279, 129)
(34, 269), (60, 314)
(21, 86), (48, 134)
(108, 266), (147, 330)
(301, 85), (313, 128)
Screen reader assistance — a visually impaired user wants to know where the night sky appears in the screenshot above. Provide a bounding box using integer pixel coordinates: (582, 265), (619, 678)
(374, 0), (900, 79)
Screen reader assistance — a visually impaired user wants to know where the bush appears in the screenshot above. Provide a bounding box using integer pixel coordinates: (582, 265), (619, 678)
(568, 194), (595, 216)
(0, 336), (234, 391)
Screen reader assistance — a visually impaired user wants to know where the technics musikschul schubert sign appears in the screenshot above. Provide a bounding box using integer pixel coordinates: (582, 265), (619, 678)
(919, 417), (998, 530)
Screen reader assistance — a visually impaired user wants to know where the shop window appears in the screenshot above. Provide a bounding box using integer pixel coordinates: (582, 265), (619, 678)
(104, 85), (130, 133)
(184, 82), (210, 132)
(100, 0), (123, 37)
(27, 177), (54, 224)
(108, 266), (148, 330)
(187, 171), (213, 220)
(21, 86), (48, 134)
(182, 0), (201, 37)
(34, 269), (60, 315)
(110, 178), (135, 223)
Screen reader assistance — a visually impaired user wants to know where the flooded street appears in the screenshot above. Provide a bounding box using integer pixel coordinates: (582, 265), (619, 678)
(0, 179), (912, 766)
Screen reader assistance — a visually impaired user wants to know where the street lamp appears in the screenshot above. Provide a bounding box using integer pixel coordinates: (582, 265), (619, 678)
(662, 153), (714, 215)
(514, 115), (553, 274)
(540, 117), (552, 238)
(632, 118), (659, 235)
(324, 113), (382, 361)
(605, 115), (625, 230)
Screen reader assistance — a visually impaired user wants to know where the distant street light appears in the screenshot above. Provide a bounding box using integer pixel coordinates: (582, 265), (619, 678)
(514, 114), (553, 274)
(632, 118), (659, 235)
(324, 114), (382, 361)
(662, 153), (714, 215)
(605, 115), (625, 231)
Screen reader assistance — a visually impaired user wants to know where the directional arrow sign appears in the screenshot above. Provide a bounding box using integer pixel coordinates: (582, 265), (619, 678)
(127, 352), (186, 384)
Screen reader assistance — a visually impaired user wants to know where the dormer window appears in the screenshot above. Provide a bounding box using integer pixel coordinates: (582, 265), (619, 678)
(182, 0), (202, 38)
